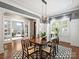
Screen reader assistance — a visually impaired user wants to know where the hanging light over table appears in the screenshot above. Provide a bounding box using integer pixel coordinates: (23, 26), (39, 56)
(41, 0), (48, 23)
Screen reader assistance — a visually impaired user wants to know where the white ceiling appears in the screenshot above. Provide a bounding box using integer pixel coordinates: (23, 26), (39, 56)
(0, 0), (79, 17)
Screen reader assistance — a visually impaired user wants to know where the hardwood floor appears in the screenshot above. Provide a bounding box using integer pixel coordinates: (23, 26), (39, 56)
(4, 43), (13, 59)
(71, 46), (79, 59)
(59, 41), (79, 59)
(4, 40), (22, 59)
(0, 40), (79, 59)
(0, 53), (4, 59)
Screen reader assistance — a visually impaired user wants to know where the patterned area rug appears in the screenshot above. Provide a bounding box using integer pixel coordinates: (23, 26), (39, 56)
(13, 45), (72, 59)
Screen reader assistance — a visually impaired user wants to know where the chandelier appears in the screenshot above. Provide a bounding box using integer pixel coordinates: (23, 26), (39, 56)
(41, 0), (48, 23)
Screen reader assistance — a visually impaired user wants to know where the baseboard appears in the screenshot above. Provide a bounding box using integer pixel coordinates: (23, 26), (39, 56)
(59, 41), (71, 45)
(60, 41), (79, 48)
(71, 44), (79, 48)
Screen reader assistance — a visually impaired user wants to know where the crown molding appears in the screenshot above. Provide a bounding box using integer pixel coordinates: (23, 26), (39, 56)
(0, 1), (40, 19)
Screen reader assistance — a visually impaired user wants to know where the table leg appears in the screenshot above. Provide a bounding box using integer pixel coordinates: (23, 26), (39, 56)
(39, 45), (42, 59)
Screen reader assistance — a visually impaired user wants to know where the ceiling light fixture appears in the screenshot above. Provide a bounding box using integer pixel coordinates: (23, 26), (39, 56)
(41, 0), (48, 23)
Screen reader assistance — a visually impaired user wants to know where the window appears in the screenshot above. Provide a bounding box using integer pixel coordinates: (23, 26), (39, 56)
(50, 16), (70, 37)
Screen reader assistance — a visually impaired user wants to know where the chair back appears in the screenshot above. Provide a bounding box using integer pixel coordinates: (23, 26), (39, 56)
(30, 36), (36, 46)
(52, 38), (59, 45)
(25, 39), (30, 48)
(31, 36), (36, 41)
(21, 39), (30, 55)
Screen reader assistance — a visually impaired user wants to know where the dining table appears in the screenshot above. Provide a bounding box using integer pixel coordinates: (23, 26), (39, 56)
(29, 37), (48, 59)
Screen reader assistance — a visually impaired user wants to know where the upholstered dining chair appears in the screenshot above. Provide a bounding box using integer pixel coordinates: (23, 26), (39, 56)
(41, 38), (47, 48)
(51, 38), (58, 55)
(21, 39), (37, 59)
(42, 39), (57, 59)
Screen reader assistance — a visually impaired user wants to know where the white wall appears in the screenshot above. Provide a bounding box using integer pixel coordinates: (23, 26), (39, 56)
(59, 19), (79, 47)
(70, 19), (79, 47)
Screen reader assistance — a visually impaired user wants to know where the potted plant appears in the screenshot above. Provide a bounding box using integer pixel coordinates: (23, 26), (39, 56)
(40, 32), (47, 41)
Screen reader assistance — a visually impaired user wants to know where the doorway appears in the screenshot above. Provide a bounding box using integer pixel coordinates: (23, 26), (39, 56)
(34, 22), (36, 37)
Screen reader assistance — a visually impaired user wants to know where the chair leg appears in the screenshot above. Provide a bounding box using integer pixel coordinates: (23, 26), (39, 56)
(36, 51), (38, 59)
(54, 46), (57, 56)
(22, 55), (24, 59)
(49, 55), (51, 59)
(27, 55), (29, 59)
(48, 55), (51, 59)
(22, 52), (24, 59)
(57, 45), (58, 52)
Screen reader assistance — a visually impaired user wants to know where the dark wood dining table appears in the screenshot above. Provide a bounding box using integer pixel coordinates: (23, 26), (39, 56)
(29, 37), (48, 59)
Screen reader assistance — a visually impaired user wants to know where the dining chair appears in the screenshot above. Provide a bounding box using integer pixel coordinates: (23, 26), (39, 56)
(52, 38), (58, 55)
(21, 39), (37, 59)
(48, 37), (59, 54)
(42, 39), (57, 59)
(30, 36), (40, 58)
(41, 38), (47, 48)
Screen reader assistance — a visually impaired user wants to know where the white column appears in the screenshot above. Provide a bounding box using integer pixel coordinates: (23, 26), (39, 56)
(47, 23), (50, 41)
(0, 7), (4, 54)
